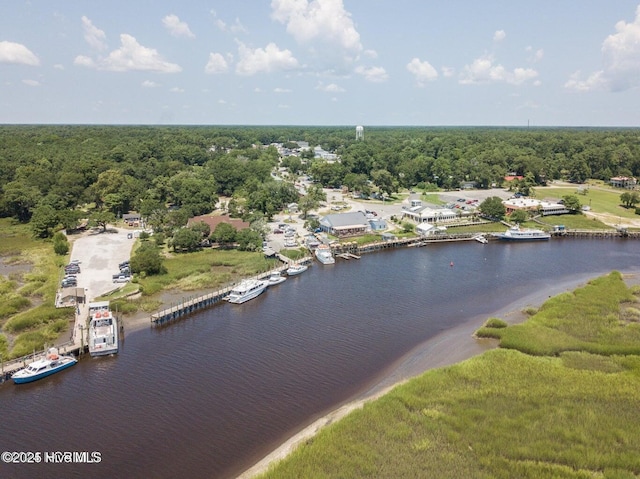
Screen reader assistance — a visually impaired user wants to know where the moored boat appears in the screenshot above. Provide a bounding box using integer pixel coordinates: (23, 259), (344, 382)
(267, 271), (287, 286)
(226, 279), (268, 304)
(497, 224), (550, 241)
(473, 233), (488, 244)
(314, 244), (335, 264)
(88, 308), (119, 357)
(286, 263), (308, 276)
(12, 348), (77, 384)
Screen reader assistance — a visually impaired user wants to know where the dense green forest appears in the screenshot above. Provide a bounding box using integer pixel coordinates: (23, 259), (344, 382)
(1, 125), (639, 237)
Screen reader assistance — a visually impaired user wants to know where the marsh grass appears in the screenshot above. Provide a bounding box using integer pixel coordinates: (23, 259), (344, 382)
(138, 249), (280, 295)
(260, 271), (640, 479)
(0, 219), (74, 358)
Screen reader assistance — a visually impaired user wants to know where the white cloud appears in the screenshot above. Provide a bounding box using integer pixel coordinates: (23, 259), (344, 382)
(460, 54), (537, 85)
(441, 66), (455, 77)
(271, 0), (362, 52)
(274, 87), (292, 93)
(526, 46), (544, 62)
(493, 30), (506, 42)
(75, 34), (181, 73)
(142, 80), (160, 88)
(364, 49), (378, 59)
(566, 6), (640, 92)
(564, 70), (607, 92)
(406, 57), (438, 86)
(162, 14), (195, 39)
(211, 10), (248, 34)
(81, 16), (107, 51)
(235, 42), (298, 75)
(601, 6), (640, 91)
(205, 52), (229, 74)
(22, 79), (40, 87)
(316, 82), (345, 92)
(53, 64), (64, 70)
(355, 65), (388, 83)
(170, 87), (184, 93)
(0, 41), (40, 66)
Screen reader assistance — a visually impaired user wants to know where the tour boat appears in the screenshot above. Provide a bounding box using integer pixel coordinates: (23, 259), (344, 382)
(497, 224), (550, 241)
(88, 309), (119, 357)
(226, 279), (268, 304)
(267, 271), (287, 286)
(12, 348), (77, 384)
(314, 244), (335, 264)
(286, 263), (308, 276)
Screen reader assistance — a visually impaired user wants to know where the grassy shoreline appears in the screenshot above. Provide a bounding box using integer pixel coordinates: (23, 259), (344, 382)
(253, 272), (640, 478)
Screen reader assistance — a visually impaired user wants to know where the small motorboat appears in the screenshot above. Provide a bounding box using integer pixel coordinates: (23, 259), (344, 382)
(267, 271), (287, 286)
(12, 348), (77, 384)
(286, 263), (308, 276)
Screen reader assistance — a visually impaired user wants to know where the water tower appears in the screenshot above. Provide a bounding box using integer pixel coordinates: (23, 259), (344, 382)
(356, 125), (364, 140)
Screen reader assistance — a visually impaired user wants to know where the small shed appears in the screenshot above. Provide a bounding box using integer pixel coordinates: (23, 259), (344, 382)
(369, 218), (387, 231)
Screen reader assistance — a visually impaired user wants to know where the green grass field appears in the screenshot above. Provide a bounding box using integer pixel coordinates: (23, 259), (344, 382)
(259, 272), (640, 478)
(537, 184), (638, 221)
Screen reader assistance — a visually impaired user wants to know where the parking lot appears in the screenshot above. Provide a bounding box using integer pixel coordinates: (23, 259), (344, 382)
(68, 228), (134, 302)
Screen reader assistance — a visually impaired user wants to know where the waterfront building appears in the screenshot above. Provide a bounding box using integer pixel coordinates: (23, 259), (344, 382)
(319, 211), (370, 237)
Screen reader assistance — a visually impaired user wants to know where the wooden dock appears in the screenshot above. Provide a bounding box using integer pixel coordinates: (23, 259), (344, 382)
(149, 259), (312, 326)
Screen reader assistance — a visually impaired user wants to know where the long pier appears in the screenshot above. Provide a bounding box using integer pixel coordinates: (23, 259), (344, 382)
(149, 259), (312, 325)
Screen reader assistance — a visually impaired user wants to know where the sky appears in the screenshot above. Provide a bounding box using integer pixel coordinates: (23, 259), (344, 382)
(2, 0), (640, 126)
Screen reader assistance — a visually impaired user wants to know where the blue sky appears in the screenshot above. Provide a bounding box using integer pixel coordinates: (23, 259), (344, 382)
(2, 0), (640, 126)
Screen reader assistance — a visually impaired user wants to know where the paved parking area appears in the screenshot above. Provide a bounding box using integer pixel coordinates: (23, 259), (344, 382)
(68, 228), (134, 302)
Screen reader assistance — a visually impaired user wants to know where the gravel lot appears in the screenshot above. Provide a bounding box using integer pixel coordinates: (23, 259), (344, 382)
(68, 228), (134, 302)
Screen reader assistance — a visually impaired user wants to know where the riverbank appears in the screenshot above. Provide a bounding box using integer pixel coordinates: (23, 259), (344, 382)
(237, 270), (639, 479)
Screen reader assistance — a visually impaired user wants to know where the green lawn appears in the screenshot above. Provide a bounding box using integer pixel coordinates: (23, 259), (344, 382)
(537, 185), (638, 220)
(260, 272), (640, 478)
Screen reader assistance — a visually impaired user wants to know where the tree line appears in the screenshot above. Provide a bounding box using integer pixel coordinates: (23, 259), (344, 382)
(1, 125), (639, 240)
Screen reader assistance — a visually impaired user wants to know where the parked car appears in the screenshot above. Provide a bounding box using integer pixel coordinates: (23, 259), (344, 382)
(119, 260), (130, 269)
(113, 275), (130, 283)
(273, 229), (283, 234)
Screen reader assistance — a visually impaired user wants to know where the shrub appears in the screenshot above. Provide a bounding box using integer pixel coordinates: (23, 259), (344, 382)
(483, 317), (508, 329)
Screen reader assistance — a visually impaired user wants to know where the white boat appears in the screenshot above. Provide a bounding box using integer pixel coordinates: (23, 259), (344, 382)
(226, 279), (268, 304)
(12, 348), (77, 384)
(88, 309), (119, 357)
(473, 233), (488, 244)
(286, 263), (308, 276)
(267, 271), (287, 286)
(497, 224), (550, 241)
(315, 244), (335, 265)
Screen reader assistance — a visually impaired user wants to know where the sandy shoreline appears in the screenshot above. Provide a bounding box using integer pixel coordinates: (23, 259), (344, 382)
(236, 271), (639, 479)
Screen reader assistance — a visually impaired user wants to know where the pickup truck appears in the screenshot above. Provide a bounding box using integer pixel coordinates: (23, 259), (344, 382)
(113, 275), (131, 283)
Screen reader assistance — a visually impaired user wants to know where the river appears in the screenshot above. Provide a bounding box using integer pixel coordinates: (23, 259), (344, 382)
(1, 238), (640, 479)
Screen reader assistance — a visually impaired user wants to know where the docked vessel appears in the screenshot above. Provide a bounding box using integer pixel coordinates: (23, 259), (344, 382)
(286, 263), (308, 276)
(12, 348), (77, 384)
(267, 271), (287, 286)
(473, 233), (488, 244)
(88, 308), (119, 357)
(314, 244), (335, 264)
(497, 224), (550, 241)
(226, 279), (268, 304)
